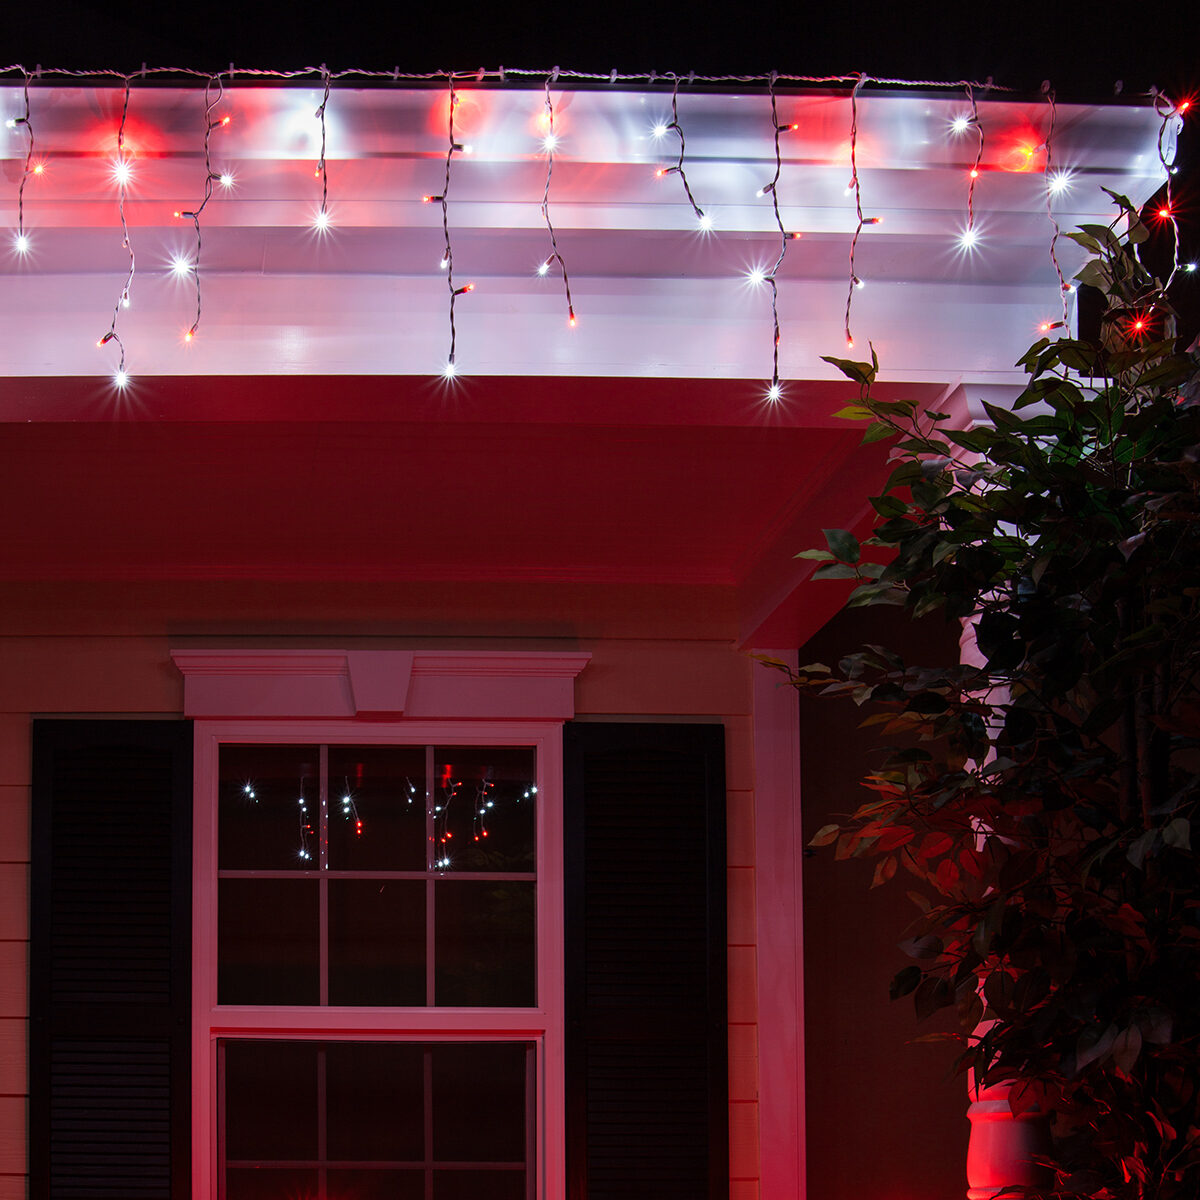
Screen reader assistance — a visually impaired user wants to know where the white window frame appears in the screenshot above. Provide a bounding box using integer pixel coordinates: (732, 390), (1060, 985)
(173, 650), (590, 1200)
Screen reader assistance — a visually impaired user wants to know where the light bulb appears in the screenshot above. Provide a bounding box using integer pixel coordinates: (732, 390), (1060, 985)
(652, 122), (669, 138)
(1046, 170), (1073, 196)
(443, 361), (457, 379)
(14, 233), (30, 255)
(313, 207), (331, 232)
(950, 114), (972, 134)
(959, 226), (980, 250)
(746, 267), (767, 286)
(542, 132), (559, 152)
(537, 260), (550, 276)
(32, 162), (44, 176)
(698, 212), (713, 230)
(169, 253), (191, 278)
(218, 172), (234, 189)
(113, 369), (129, 389)
(111, 157), (132, 187)
(767, 382), (781, 402)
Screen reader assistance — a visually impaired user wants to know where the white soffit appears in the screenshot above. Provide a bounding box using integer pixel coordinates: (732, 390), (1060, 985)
(0, 84), (1174, 384)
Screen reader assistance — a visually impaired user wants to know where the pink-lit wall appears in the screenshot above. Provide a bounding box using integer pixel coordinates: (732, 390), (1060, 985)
(0, 578), (768, 1199)
(799, 604), (968, 1200)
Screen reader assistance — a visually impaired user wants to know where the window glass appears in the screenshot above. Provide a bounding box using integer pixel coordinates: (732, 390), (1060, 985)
(220, 1040), (531, 1199)
(216, 743), (537, 1009)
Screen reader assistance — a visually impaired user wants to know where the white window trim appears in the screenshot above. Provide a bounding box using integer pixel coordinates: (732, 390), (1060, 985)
(174, 650), (590, 1200)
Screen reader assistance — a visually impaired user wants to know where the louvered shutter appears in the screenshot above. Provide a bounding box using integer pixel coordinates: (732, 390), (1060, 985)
(564, 722), (728, 1200)
(31, 721), (193, 1200)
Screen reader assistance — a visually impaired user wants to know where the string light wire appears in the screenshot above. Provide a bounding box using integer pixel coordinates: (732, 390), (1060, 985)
(425, 73), (473, 372)
(314, 65), (331, 224)
(657, 72), (706, 225)
(174, 73), (228, 340)
(1040, 82), (1069, 330)
(1152, 90), (1185, 294)
(964, 81), (985, 236)
(11, 70), (35, 253)
(844, 73), (870, 349)
(758, 72), (796, 397)
(539, 70), (577, 326)
(97, 74), (135, 384)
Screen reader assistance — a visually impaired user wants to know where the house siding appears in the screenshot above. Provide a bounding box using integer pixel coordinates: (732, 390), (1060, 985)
(0, 593), (763, 1198)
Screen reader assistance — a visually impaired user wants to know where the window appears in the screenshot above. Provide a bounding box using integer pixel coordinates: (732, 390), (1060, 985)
(32, 652), (729, 1200)
(181, 649), (589, 1200)
(195, 723), (562, 1200)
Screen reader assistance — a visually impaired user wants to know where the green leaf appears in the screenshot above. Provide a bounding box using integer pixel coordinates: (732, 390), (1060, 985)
(795, 548), (836, 561)
(822, 528), (861, 564)
(808, 823), (841, 848)
(821, 355), (877, 387)
(861, 420), (896, 445)
(832, 405), (875, 421)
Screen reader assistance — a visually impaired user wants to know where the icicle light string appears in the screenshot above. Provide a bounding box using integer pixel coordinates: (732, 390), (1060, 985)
(1040, 82), (1070, 332)
(313, 65), (331, 229)
(6, 64), (1185, 388)
(963, 81), (985, 242)
(1152, 90), (1186, 295)
(539, 70), (577, 326)
(844, 73), (871, 350)
(173, 73), (228, 341)
(656, 72), (707, 227)
(4, 64), (1018, 89)
(757, 72), (797, 400)
(423, 73), (473, 375)
(9, 70), (34, 254)
(96, 74), (135, 387)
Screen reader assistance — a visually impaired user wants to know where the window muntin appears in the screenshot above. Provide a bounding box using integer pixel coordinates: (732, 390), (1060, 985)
(216, 742), (538, 1008)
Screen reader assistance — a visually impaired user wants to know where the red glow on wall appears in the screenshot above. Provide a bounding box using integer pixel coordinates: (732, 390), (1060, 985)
(996, 123), (1046, 173)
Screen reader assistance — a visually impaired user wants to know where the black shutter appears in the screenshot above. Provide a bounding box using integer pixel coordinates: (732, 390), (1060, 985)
(564, 722), (728, 1200)
(31, 720), (193, 1200)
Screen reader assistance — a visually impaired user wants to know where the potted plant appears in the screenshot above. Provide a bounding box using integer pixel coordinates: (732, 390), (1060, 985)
(771, 191), (1200, 1198)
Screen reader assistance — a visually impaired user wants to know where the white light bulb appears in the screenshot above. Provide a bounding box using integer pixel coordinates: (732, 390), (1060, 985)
(442, 362), (457, 380)
(959, 227), (980, 250)
(111, 158), (132, 187)
(767, 383), (782, 402)
(542, 132), (559, 152)
(1184, 262), (1197, 273)
(170, 253), (191, 278)
(537, 260), (550, 276)
(854, 277), (865, 290)
(113, 369), (129, 389)
(652, 122), (669, 138)
(5, 118), (16, 130)
(1046, 170), (1073, 196)
(950, 114), (971, 135)
(313, 207), (331, 232)
(218, 172), (234, 189)
(14, 233), (30, 255)
(439, 254), (450, 270)
(746, 267), (767, 286)
(698, 213), (713, 231)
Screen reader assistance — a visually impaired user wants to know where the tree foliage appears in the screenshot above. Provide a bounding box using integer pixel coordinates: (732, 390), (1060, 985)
(773, 191), (1200, 1198)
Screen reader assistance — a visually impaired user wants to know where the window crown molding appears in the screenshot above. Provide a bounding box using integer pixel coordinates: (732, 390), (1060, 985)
(171, 649), (591, 720)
